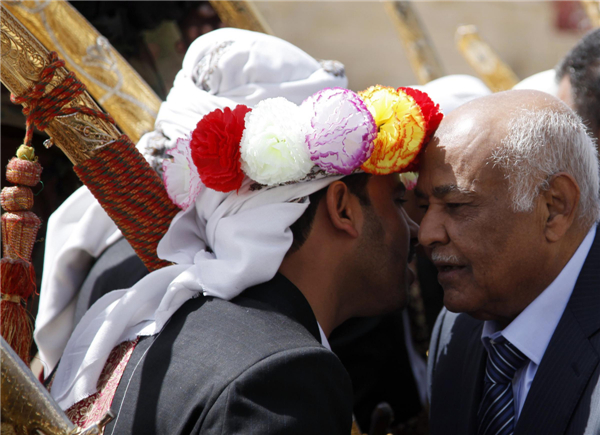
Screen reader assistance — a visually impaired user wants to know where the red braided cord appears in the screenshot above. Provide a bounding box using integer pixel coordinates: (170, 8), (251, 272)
(9, 51), (177, 270)
(74, 136), (179, 271)
(10, 52), (114, 147)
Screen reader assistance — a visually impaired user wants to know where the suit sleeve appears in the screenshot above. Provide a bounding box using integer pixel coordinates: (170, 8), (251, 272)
(200, 346), (353, 435)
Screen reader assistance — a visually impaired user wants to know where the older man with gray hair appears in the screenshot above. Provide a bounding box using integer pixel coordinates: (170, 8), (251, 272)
(418, 90), (600, 435)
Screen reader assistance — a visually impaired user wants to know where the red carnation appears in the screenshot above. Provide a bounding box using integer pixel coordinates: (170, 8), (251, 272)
(398, 87), (444, 173)
(398, 87), (443, 143)
(190, 105), (252, 192)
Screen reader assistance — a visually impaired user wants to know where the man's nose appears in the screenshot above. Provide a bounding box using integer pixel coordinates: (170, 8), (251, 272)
(418, 209), (449, 248)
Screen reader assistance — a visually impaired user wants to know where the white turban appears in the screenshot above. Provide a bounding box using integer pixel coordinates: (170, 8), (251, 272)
(410, 74), (492, 114)
(51, 175), (342, 410)
(513, 69), (558, 96)
(36, 28), (347, 381)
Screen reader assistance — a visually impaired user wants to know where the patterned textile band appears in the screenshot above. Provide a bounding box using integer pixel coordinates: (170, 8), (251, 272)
(1, 294), (24, 304)
(74, 135), (179, 272)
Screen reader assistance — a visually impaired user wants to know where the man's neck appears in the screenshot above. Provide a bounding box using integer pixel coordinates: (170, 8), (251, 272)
(278, 255), (343, 337)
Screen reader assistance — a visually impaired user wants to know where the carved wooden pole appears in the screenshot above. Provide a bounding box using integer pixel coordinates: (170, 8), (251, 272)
(384, 1), (445, 85)
(1, 4), (178, 271)
(209, 1), (273, 34)
(1, 337), (113, 434)
(3, 0), (162, 144)
(581, 0), (600, 27)
(456, 25), (519, 92)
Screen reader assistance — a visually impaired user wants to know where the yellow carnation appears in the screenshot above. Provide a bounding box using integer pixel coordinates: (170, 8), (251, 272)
(358, 86), (426, 175)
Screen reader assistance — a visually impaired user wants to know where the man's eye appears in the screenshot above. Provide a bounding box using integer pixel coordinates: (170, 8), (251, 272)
(446, 203), (463, 209)
(418, 204), (429, 211)
(395, 198), (407, 206)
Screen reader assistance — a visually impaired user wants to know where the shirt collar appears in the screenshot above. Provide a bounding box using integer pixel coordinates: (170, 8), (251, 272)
(482, 225), (597, 365)
(318, 323), (332, 351)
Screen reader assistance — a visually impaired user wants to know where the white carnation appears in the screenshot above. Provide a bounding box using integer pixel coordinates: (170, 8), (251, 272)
(240, 98), (313, 186)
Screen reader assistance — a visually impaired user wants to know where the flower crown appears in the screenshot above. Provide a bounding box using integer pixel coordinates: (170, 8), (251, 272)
(163, 85), (442, 210)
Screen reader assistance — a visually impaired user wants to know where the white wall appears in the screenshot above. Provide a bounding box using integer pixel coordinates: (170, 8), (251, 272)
(254, 1), (588, 91)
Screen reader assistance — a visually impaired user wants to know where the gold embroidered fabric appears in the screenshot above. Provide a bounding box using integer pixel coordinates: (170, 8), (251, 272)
(65, 338), (138, 429)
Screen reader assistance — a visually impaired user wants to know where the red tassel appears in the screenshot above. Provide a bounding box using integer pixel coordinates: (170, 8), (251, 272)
(1, 258), (36, 298)
(1, 211), (42, 260)
(1, 258), (36, 365)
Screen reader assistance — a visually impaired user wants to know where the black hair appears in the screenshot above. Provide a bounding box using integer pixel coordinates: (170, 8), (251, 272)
(289, 173), (371, 252)
(556, 28), (600, 138)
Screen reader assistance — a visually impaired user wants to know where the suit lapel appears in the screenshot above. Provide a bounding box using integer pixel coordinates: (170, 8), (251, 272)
(516, 229), (600, 434)
(429, 313), (486, 435)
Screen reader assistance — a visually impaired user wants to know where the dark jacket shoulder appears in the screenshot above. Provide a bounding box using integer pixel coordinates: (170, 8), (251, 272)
(107, 274), (353, 435)
(427, 228), (600, 435)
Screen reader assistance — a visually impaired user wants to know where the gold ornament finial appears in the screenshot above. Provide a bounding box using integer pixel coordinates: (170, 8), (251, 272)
(384, 1), (445, 85)
(456, 25), (519, 92)
(16, 144), (37, 162)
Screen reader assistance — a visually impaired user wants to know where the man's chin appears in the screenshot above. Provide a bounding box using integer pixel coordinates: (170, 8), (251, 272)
(437, 266), (469, 289)
(442, 288), (475, 314)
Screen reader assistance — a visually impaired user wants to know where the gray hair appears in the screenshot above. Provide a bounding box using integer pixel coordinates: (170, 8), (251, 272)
(490, 107), (600, 228)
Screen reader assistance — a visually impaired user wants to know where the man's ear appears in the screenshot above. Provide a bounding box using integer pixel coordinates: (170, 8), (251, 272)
(542, 172), (580, 242)
(325, 181), (362, 239)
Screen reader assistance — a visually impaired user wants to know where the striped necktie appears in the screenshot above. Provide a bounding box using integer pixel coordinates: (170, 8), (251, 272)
(478, 336), (528, 435)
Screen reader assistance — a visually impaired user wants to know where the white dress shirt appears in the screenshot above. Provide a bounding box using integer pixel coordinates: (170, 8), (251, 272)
(318, 323), (332, 351)
(481, 224), (597, 421)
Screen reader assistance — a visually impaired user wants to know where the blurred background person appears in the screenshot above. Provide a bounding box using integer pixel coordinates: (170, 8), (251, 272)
(556, 28), (600, 142)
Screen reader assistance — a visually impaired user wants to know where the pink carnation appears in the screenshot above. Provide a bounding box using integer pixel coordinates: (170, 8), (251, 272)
(302, 88), (377, 175)
(163, 136), (203, 210)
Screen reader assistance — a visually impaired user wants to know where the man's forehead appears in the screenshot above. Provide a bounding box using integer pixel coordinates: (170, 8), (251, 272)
(416, 123), (505, 197)
(416, 90), (568, 197)
(418, 149), (503, 193)
(438, 112), (502, 155)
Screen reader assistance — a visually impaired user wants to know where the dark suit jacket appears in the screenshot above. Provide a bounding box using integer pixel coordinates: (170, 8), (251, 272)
(428, 228), (600, 435)
(102, 273), (353, 434)
(74, 238), (150, 327)
(330, 312), (422, 430)
(78, 238), (432, 433)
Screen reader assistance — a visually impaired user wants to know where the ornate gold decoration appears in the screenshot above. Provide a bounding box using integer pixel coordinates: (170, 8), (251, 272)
(581, 0), (600, 27)
(209, 1), (273, 34)
(1, 337), (113, 435)
(0, 4), (120, 165)
(384, 1), (445, 85)
(350, 420), (363, 435)
(456, 25), (519, 93)
(3, 0), (161, 144)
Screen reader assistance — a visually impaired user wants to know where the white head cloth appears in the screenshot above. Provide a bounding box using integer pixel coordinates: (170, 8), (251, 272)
(51, 175), (341, 410)
(410, 74), (492, 114)
(36, 27), (347, 380)
(513, 69), (558, 96)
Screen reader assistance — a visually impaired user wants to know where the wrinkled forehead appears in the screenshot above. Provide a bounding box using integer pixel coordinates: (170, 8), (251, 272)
(418, 113), (507, 194)
(417, 89), (569, 196)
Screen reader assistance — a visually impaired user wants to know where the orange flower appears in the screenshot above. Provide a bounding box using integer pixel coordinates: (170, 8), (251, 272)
(398, 86), (444, 173)
(398, 86), (443, 143)
(358, 86), (426, 175)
